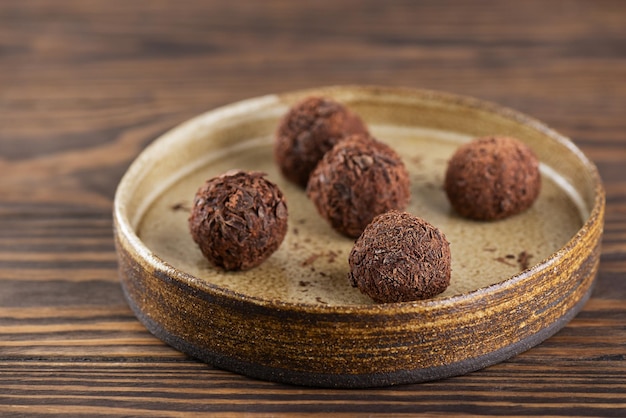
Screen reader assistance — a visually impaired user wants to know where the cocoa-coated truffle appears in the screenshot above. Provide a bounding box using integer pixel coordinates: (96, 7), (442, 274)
(348, 210), (451, 303)
(444, 136), (541, 221)
(188, 170), (288, 271)
(306, 134), (410, 238)
(274, 96), (369, 187)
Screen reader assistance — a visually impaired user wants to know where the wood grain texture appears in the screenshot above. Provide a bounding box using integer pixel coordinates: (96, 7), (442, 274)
(1, 0), (625, 415)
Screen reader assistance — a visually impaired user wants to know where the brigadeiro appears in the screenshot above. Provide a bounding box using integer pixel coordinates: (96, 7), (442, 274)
(274, 96), (369, 187)
(348, 210), (451, 303)
(444, 136), (541, 221)
(306, 133), (411, 238)
(188, 170), (288, 271)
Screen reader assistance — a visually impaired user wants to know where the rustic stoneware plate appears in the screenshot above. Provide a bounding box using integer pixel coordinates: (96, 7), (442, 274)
(114, 86), (604, 388)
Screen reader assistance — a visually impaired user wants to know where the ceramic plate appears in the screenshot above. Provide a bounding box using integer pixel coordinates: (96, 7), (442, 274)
(114, 86), (604, 387)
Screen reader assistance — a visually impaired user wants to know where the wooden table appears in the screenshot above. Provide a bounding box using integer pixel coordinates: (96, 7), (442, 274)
(2, 1), (625, 415)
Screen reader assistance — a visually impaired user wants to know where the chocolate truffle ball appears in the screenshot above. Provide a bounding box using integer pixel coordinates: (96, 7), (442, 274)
(444, 136), (541, 221)
(348, 210), (451, 303)
(274, 96), (369, 187)
(188, 170), (288, 271)
(306, 134), (411, 238)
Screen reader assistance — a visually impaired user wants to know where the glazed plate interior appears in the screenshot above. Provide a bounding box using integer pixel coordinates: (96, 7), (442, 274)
(137, 118), (582, 305)
(114, 86), (604, 387)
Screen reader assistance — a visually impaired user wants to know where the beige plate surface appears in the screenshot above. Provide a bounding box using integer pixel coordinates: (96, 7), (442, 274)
(114, 86), (605, 387)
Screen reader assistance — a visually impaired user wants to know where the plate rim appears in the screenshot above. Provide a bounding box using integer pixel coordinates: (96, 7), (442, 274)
(113, 84), (605, 315)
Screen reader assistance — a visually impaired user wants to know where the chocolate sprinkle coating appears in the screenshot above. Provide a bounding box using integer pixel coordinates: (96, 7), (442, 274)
(444, 136), (541, 221)
(348, 210), (451, 303)
(188, 170), (288, 271)
(274, 96), (369, 187)
(306, 134), (411, 238)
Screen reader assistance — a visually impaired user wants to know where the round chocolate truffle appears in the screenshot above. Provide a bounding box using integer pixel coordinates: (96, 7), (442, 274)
(348, 210), (451, 303)
(306, 134), (411, 238)
(188, 170), (288, 271)
(444, 136), (541, 221)
(274, 96), (369, 187)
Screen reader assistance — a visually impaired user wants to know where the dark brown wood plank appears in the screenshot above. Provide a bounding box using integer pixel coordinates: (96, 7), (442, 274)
(1, 0), (625, 415)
